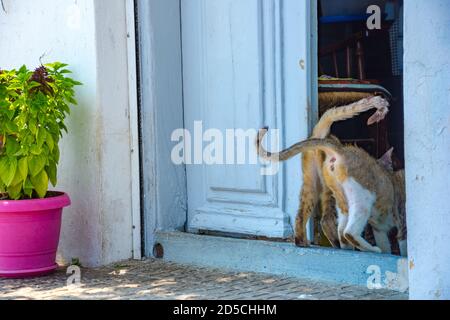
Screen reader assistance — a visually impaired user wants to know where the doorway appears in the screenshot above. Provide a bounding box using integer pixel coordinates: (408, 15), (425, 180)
(137, 0), (405, 258)
(316, 0), (405, 252)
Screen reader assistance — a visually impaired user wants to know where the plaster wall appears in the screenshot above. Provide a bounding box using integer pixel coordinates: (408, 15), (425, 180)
(0, 0), (136, 266)
(404, 0), (450, 300)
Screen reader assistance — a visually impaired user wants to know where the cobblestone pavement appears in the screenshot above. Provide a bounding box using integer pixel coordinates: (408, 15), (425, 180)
(0, 259), (407, 300)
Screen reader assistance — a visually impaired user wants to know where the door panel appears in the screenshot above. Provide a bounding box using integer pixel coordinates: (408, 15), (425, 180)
(182, 0), (315, 238)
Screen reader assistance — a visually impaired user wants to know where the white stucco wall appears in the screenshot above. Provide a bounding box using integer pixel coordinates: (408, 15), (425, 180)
(404, 0), (450, 299)
(0, 0), (137, 266)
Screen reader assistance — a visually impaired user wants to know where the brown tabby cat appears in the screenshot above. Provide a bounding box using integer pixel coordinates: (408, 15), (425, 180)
(392, 169), (407, 256)
(377, 148), (407, 256)
(256, 96), (389, 248)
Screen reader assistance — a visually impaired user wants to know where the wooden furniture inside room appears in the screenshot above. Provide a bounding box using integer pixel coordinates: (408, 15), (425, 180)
(318, 29), (394, 160)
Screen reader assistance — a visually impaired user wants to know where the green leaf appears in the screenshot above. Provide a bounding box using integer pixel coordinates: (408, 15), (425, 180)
(45, 62), (68, 71)
(58, 122), (68, 134)
(0, 157), (17, 187)
(28, 155), (46, 177)
(46, 133), (54, 152)
(0, 158), (8, 179)
(13, 146), (27, 157)
(30, 145), (42, 155)
(53, 145), (60, 163)
(63, 77), (82, 86)
(5, 121), (18, 134)
(4, 108), (15, 120)
(30, 169), (48, 198)
(5, 138), (20, 156)
(18, 65), (28, 74)
(37, 127), (47, 148)
(0, 100), (9, 109)
(18, 157), (28, 180)
(7, 183), (22, 200)
(61, 103), (71, 114)
(10, 169), (24, 187)
(29, 118), (37, 134)
(28, 81), (42, 90)
(47, 160), (57, 186)
(23, 178), (33, 198)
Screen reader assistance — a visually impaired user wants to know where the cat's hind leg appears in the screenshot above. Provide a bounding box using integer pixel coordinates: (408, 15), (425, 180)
(395, 212), (408, 257)
(342, 178), (381, 253)
(337, 208), (352, 250)
(372, 228), (391, 254)
(294, 153), (321, 247)
(294, 176), (320, 247)
(294, 186), (319, 247)
(320, 187), (340, 248)
(344, 208), (381, 253)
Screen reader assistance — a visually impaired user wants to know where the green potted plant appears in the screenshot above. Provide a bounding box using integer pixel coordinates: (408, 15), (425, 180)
(0, 63), (81, 278)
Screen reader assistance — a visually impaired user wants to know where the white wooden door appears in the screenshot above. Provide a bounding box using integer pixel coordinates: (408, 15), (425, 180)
(181, 0), (316, 238)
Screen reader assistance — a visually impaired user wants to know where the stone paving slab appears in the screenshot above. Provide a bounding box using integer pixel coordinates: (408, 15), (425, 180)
(0, 258), (407, 300)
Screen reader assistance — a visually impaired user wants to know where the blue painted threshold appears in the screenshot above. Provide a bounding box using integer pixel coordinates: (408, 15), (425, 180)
(155, 231), (403, 288)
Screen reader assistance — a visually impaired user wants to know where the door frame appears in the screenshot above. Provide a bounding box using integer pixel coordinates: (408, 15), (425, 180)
(136, 0), (318, 256)
(136, 0), (187, 257)
(126, 0), (142, 260)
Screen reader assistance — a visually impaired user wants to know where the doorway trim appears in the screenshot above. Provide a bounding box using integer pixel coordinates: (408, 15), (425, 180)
(136, 0), (187, 257)
(126, 0), (142, 260)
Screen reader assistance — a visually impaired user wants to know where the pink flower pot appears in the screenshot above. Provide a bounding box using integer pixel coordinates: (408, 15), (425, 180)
(0, 192), (70, 278)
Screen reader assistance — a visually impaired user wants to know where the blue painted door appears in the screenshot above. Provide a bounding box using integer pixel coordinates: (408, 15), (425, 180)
(181, 0), (316, 238)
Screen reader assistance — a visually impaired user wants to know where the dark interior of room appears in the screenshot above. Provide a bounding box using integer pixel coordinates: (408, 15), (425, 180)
(317, 0), (404, 170)
(316, 0), (405, 252)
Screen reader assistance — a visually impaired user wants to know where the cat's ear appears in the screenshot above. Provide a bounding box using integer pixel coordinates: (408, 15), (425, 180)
(378, 147), (394, 171)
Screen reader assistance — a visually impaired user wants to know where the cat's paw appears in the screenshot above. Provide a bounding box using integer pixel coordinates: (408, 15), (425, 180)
(294, 236), (310, 247)
(367, 96), (390, 125)
(330, 240), (341, 249)
(340, 243), (354, 250)
(372, 246), (382, 254)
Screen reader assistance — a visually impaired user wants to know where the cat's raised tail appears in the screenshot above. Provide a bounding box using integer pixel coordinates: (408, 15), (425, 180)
(312, 95), (389, 139)
(256, 95), (389, 162)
